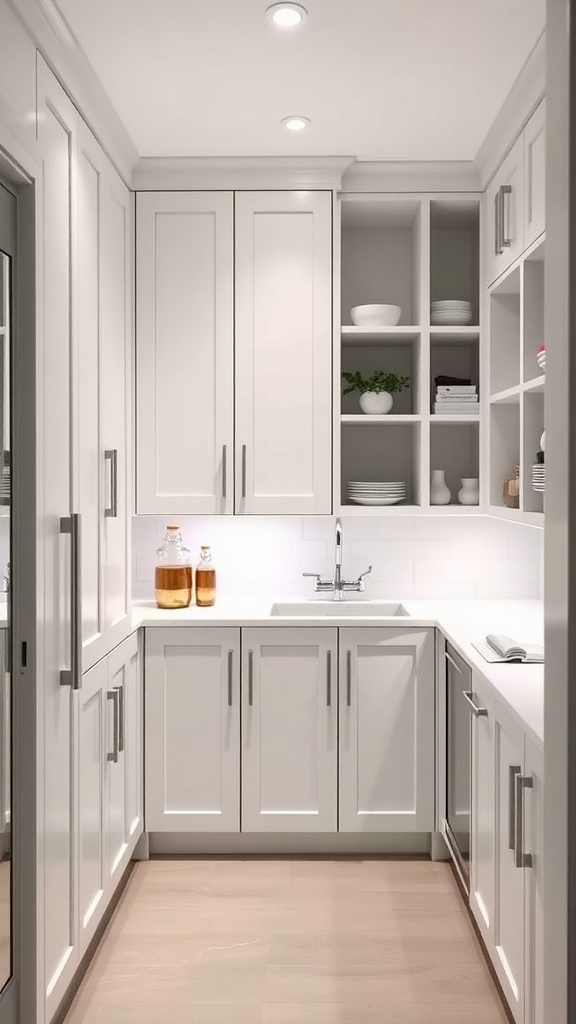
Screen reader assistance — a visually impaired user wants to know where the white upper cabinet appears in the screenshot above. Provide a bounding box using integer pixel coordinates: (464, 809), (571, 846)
(241, 627), (337, 832)
(136, 192), (234, 515)
(485, 101), (546, 287)
(145, 627), (241, 832)
(136, 189), (332, 516)
(338, 627), (434, 833)
(235, 191), (332, 514)
(524, 101), (546, 251)
(486, 136), (525, 287)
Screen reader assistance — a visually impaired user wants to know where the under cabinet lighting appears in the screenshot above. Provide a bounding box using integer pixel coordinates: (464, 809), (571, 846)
(266, 3), (308, 28)
(281, 116), (311, 132)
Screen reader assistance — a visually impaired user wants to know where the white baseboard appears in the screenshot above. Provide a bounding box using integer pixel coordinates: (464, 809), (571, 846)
(148, 832), (433, 856)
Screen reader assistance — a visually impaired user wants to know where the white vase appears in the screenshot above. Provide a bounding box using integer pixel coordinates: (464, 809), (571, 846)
(457, 477), (480, 506)
(359, 391), (393, 415)
(430, 469), (451, 505)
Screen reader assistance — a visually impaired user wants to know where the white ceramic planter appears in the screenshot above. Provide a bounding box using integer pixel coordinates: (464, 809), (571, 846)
(457, 477), (480, 505)
(359, 391), (393, 415)
(430, 469), (451, 505)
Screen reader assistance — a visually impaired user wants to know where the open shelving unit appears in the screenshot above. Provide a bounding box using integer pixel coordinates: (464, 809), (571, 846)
(335, 193), (482, 514)
(487, 236), (545, 525)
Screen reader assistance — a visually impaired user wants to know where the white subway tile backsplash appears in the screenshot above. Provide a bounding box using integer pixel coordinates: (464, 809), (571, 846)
(132, 515), (543, 602)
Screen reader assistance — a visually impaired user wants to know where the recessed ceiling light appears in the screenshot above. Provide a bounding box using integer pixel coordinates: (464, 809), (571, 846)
(281, 116), (311, 132)
(266, 3), (308, 29)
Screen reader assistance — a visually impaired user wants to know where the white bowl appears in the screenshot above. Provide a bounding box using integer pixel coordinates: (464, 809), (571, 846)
(351, 304), (402, 327)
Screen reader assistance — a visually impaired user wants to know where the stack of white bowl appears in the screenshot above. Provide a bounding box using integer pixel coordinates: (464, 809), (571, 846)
(431, 300), (473, 326)
(537, 346), (546, 372)
(347, 480), (406, 506)
(532, 465), (545, 493)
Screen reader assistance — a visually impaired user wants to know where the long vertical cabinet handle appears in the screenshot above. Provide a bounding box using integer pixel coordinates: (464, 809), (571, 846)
(501, 184), (513, 248)
(222, 445), (227, 500)
(346, 650), (352, 707)
(241, 445), (247, 500)
(116, 684), (125, 753)
(495, 188), (502, 255)
(227, 650), (233, 707)
(508, 765), (521, 850)
(326, 650), (332, 707)
(248, 649), (254, 707)
(59, 513), (82, 689)
(515, 774), (534, 869)
(107, 689), (120, 763)
(104, 450), (118, 518)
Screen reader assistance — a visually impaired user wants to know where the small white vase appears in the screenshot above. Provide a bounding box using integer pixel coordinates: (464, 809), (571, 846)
(457, 477), (480, 506)
(430, 469), (451, 505)
(359, 391), (393, 415)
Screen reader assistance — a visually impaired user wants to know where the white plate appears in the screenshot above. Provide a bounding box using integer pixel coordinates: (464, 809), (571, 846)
(348, 495), (406, 506)
(348, 486), (406, 492)
(431, 302), (472, 309)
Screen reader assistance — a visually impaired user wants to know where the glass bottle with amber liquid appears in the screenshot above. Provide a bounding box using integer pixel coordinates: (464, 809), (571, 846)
(196, 545), (216, 607)
(154, 526), (192, 609)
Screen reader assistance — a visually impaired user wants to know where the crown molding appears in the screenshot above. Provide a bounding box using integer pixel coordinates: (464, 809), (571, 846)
(133, 155), (355, 191)
(9, 0), (138, 184)
(341, 160), (481, 193)
(475, 31), (546, 189)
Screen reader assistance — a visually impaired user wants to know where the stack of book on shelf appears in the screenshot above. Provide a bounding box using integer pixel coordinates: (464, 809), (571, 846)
(434, 381), (479, 416)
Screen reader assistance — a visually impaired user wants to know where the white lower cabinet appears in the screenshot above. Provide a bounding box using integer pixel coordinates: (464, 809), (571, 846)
(338, 628), (435, 832)
(145, 628), (241, 832)
(241, 628), (337, 832)
(77, 632), (143, 954)
(468, 673), (544, 1024)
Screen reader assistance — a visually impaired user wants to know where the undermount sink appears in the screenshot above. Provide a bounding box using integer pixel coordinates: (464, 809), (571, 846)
(270, 601), (410, 617)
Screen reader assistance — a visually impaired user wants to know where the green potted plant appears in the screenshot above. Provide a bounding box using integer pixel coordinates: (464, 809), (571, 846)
(342, 370), (410, 415)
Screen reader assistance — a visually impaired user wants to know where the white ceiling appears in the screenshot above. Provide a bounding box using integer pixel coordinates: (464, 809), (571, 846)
(56, 0), (545, 161)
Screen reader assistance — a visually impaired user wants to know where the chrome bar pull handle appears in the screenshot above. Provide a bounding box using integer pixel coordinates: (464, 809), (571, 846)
(116, 684), (125, 753)
(326, 649), (332, 707)
(462, 691), (488, 718)
(107, 689), (120, 763)
(104, 449), (118, 518)
(222, 444), (227, 500)
(248, 649), (254, 707)
(508, 765), (521, 850)
(60, 513), (82, 689)
(228, 650), (233, 707)
(241, 445), (247, 500)
(501, 184), (513, 247)
(515, 773), (534, 868)
(346, 650), (352, 707)
(495, 188), (501, 255)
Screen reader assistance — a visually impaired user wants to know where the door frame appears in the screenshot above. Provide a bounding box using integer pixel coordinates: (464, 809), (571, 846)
(0, 137), (39, 1024)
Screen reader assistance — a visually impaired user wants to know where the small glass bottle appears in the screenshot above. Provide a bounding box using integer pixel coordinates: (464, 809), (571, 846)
(196, 545), (216, 607)
(154, 526), (192, 609)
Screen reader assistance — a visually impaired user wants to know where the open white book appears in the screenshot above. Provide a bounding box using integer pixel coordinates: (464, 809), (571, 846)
(472, 633), (544, 664)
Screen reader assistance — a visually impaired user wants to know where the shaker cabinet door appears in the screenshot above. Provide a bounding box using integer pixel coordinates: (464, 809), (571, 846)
(469, 673), (496, 949)
(524, 101), (546, 250)
(485, 136), (525, 287)
(145, 627), (241, 832)
(234, 191), (333, 515)
(241, 627), (338, 832)
(136, 192), (234, 515)
(338, 627), (435, 832)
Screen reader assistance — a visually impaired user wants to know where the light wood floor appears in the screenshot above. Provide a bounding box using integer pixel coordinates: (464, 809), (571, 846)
(63, 858), (509, 1024)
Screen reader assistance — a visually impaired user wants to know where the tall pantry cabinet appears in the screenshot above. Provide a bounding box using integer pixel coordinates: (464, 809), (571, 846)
(136, 190), (333, 516)
(37, 56), (136, 1021)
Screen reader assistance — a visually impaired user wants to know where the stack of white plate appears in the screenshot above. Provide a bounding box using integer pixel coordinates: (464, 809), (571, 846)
(431, 300), (473, 326)
(347, 481), (406, 506)
(532, 465), (545, 493)
(537, 348), (546, 371)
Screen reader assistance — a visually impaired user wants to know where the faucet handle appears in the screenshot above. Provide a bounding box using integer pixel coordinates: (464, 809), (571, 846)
(302, 572), (322, 583)
(355, 565), (373, 589)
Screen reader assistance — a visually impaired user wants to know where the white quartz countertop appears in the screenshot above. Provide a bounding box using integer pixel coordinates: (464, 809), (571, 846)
(133, 597), (544, 748)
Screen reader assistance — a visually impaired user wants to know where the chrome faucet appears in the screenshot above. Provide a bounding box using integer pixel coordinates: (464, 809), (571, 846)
(303, 518), (372, 602)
